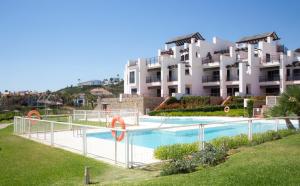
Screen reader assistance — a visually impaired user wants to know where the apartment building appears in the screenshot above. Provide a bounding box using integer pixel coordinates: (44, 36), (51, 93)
(124, 32), (300, 98)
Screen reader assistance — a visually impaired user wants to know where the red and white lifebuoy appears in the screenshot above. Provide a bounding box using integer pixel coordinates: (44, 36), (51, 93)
(224, 106), (230, 113)
(111, 115), (126, 142)
(27, 110), (41, 125)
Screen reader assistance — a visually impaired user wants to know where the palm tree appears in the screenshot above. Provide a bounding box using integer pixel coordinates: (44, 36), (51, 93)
(270, 86), (300, 129)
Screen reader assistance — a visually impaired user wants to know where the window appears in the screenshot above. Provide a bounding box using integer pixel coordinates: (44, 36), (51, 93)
(266, 53), (271, 62)
(129, 71), (135, 84)
(185, 54), (189, 60)
(185, 68), (190, 75)
(227, 69), (230, 81)
(156, 89), (161, 97)
(181, 55), (184, 61)
(185, 87), (190, 95)
(131, 88), (137, 94)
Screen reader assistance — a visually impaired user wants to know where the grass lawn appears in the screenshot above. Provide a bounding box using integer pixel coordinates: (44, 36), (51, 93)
(0, 126), (157, 186)
(151, 108), (245, 117)
(127, 134), (300, 186)
(0, 125), (299, 185)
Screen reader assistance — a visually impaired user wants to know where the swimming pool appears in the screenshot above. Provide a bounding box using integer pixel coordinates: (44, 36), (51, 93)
(139, 117), (222, 125)
(88, 119), (296, 149)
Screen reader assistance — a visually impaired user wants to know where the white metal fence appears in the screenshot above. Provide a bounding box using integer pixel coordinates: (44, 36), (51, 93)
(73, 109), (139, 126)
(13, 116), (299, 168)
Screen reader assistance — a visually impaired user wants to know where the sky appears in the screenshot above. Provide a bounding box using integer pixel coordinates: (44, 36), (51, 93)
(0, 0), (300, 92)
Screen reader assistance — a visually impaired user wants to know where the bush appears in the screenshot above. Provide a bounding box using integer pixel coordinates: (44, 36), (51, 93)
(192, 143), (227, 166)
(210, 134), (249, 149)
(165, 97), (179, 105)
(251, 130), (281, 145)
(247, 99), (254, 118)
(181, 96), (210, 109)
(150, 104), (244, 115)
(154, 143), (198, 160)
(277, 129), (298, 137)
(160, 158), (196, 176)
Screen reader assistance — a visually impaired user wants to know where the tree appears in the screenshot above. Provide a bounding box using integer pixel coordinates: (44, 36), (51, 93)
(270, 86), (300, 129)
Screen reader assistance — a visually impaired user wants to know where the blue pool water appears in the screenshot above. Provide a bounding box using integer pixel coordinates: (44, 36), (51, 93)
(139, 117), (220, 125)
(87, 119), (295, 149)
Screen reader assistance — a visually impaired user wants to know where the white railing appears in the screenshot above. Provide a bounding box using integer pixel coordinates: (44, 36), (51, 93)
(13, 116), (299, 168)
(266, 96), (279, 107)
(73, 109), (139, 126)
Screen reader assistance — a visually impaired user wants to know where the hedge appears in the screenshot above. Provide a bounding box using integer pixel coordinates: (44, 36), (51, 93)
(149, 104), (243, 116)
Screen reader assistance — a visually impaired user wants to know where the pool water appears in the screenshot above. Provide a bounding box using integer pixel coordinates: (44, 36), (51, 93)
(139, 117), (221, 125)
(87, 120), (293, 149)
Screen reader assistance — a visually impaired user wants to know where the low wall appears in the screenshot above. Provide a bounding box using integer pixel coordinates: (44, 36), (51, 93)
(97, 96), (164, 114)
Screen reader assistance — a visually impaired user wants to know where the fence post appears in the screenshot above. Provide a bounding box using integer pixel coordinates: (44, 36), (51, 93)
(136, 111), (139, 126)
(97, 111), (100, 122)
(125, 131), (130, 168)
(28, 119), (31, 139)
(82, 127), (87, 156)
(275, 118), (279, 132)
(13, 116), (16, 134)
(84, 111), (87, 121)
(51, 122), (54, 147)
(114, 132), (117, 165)
(68, 116), (72, 130)
(198, 124), (205, 150)
(130, 132), (133, 168)
(248, 119), (253, 141)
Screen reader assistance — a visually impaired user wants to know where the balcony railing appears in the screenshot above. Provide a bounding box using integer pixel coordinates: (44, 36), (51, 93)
(226, 76), (239, 81)
(286, 74), (300, 81)
(167, 76), (178, 82)
(202, 55), (220, 65)
(146, 76), (161, 83)
(128, 60), (137, 67)
(210, 92), (220, 97)
(261, 55), (280, 64)
(145, 57), (160, 66)
(202, 75), (220, 83)
(259, 75), (280, 82)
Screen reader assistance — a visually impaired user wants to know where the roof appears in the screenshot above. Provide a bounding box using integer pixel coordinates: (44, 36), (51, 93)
(294, 48), (300, 53)
(236, 32), (279, 44)
(165, 32), (205, 46)
(90, 88), (113, 96)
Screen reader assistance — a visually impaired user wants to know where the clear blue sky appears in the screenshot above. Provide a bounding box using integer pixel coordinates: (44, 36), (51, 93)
(1, 0), (300, 92)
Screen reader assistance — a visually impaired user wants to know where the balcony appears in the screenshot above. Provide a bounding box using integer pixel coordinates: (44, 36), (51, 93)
(226, 76), (239, 81)
(259, 75), (280, 82)
(202, 54), (220, 65)
(145, 57), (160, 66)
(261, 55), (280, 64)
(202, 75), (220, 83)
(286, 74), (300, 81)
(167, 76), (178, 82)
(146, 76), (161, 83)
(128, 60), (137, 67)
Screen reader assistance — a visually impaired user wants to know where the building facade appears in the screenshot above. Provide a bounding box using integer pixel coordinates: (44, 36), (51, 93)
(124, 32), (300, 98)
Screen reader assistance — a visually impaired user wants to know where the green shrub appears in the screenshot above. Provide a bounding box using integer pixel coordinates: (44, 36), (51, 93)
(192, 143), (227, 166)
(277, 129), (298, 137)
(166, 97), (179, 105)
(247, 99), (254, 118)
(181, 96), (210, 109)
(251, 130), (281, 145)
(160, 158), (196, 176)
(210, 134), (249, 149)
(154, 143), (198, 160)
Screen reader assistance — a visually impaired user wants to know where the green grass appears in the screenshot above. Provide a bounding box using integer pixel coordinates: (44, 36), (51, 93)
(125, 134), (300, 186)
(0, 125), (300, 185)
(0, 126), (156, 185)
(152, 108), (245, 117)
(72, 120), (108, 127)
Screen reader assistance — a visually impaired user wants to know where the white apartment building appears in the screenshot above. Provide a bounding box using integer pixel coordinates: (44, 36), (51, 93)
(124, 32), (300, 98)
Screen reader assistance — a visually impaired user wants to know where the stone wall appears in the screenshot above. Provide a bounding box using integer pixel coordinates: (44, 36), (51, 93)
(96, 96), (164, 114)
